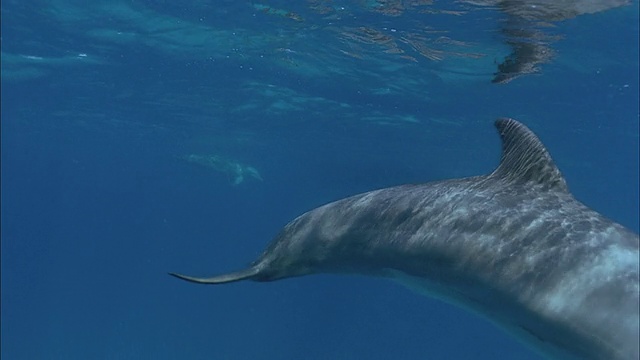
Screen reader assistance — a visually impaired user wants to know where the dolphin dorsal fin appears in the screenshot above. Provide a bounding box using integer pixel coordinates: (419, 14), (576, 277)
(489, 118), (568, 192)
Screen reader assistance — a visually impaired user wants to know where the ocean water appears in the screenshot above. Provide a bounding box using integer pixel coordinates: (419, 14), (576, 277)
(1, 1), (638, 359)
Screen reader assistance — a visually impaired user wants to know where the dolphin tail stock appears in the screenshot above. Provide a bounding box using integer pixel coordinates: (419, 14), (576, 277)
(169, 266), (260, 284)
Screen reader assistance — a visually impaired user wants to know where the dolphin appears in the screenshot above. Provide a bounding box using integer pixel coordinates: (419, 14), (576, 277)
(171, 118), (639, 360)
(179, 153), (263, 185)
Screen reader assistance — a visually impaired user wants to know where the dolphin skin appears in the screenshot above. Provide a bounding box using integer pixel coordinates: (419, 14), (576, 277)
(171, 118), (639, 360)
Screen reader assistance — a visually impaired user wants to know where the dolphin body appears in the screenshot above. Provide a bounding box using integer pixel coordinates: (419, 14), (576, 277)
(180, 154), (263, 185)
(171, 118), (639, 360)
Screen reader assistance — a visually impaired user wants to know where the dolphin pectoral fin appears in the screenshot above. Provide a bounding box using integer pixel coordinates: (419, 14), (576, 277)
(169, 266), (260, 284)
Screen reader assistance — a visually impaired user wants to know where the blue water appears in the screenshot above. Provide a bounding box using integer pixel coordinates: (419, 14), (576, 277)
(1, 1), (638, 359)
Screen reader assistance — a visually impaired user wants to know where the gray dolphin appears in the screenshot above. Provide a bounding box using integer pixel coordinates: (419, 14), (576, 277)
(171, 118), (639, 360)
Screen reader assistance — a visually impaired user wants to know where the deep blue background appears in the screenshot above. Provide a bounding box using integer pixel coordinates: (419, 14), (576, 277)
(2, 1), (638, 359)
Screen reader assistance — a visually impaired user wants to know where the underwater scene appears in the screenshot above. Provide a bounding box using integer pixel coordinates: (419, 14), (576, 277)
(1, 0), (639, 359)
